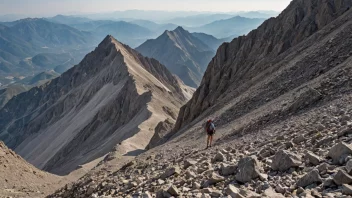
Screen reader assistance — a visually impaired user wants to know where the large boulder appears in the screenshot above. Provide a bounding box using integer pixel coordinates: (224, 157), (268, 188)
(305, 151), (321, 166)
(160, 166), (181, 179)
(235, 156), (261, 183)
(202, 172), (225, 187)
(296, 169), (322, 187)
(328, 142), (352, 164)
(221, 163), (237, 176)
(271, 150), (302, 171)
(333, 170), (352, 185)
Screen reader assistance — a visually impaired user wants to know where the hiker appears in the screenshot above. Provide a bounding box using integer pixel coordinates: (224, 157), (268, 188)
(205, 119), (215, 148)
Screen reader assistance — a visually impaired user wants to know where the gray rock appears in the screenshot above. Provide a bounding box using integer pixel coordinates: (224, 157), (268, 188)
(184, 159), (197, 169)
(225, 184), (245, 198)
(333, 170), (352, 185)
(141, 192), (153, 198)
(156, 189), (172, 198)
(167, 185), (180, 196)
(235, 156), (261, 183)
(185, 170), (197, 179)
(212, 152), (226, 163)
(342, 184), (352, 195)
(203, 173), (225, 187)
(192, 182), (201, 190)
(271, 150), (302, 171)
(328, 142), (352, 164)
(221, 163), (237, 176)
(293, 135), (306, 144)
(160, 166), (181, 179)
(346, 159), (352, 174)
(296, 169), (322, 187)
(305, 151), (321, 166)
(263, 187), (285, 198)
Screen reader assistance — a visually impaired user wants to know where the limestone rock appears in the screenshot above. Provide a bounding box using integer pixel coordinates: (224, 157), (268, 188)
(333, 170), (352, 185)
(271, 150), (302, 171)
(160, 166), (181, 179)
(296, 169), (322, 187)
(221, 163), (237, 176)
(328, 142), (352, 164)
(203, 173), (225, 187)
(235, 156), (261, 183)
(342, 184), (352, 195)
(305, 152), (321, 166)
(225, 185), (245, 198)
(346, 160), (352, 174)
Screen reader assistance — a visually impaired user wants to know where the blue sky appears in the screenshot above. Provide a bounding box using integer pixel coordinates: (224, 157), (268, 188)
(0, 0), (292, 15)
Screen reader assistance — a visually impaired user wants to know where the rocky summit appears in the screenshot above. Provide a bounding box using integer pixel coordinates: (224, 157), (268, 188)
(48, 0), (352, 197)
(136, 26), (215, 88)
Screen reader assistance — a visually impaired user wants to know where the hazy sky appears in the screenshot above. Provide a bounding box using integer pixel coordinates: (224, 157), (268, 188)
(0, 0), (292, 16)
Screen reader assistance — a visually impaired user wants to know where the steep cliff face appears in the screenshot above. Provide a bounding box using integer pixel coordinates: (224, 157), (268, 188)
(174, 0), (352, 132)
(0, 35), (192, 175)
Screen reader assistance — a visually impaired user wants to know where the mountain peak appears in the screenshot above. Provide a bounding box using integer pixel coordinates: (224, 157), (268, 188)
(173, 26), (189, 35)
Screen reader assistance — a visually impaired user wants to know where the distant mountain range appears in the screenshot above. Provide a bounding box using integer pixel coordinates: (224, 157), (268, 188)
(0, 18), (98, 83)
(136, 27), (216, 87)
(0, 12), (269, 88)
(72, 10), (278, 22)
(191, 32), (232, 51)
(189, 16), (266, 38)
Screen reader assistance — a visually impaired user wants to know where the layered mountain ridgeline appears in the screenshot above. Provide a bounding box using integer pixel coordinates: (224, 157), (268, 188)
(0, 141), (67, 198)
(189, 16), (265, 38)
(49, 1), (352, 197)
(0, 18), (98, 80)
(191, 32), (233, 51)
(93, 21), (155, 48)
(0, 35), (193, 175)
(174, 0), (352, 133)
(136, 26), (215, 88)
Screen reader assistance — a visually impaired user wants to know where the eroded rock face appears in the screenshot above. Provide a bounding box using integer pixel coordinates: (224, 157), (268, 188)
(174, 0), (352, 133)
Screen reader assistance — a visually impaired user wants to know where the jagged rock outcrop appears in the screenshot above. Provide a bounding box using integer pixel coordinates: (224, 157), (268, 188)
(0, 35), (192, 175)
(136, 26), (215, 87)
(174, 0), (352, 132)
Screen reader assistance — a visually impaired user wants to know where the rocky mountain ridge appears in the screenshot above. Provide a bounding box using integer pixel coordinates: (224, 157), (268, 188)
(174, 0), (352, 133)
(0, 35), (193, 175)
(136, 26), (215, 88)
